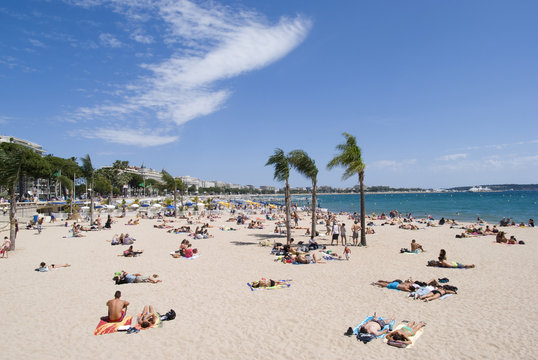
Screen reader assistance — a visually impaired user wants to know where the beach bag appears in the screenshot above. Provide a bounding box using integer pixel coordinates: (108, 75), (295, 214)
(357, 333), (375, 344)
(387, 340), (407, 348)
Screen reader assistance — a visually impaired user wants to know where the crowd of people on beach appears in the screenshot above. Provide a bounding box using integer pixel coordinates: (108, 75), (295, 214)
(4, 198), (533, 347)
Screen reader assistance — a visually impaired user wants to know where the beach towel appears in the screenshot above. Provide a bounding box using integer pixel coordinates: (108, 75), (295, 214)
(94, 316), (132, 335)
(247, 280), (290, 291)
(134, 313), (163, 330)
(353, 316), (395, 340)
(384, 322), (424, 348)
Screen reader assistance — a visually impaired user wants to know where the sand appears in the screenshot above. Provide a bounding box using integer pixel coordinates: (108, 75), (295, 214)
(1, 210), (536, 360)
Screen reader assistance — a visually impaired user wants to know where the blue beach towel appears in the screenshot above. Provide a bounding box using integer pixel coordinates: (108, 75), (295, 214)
(353, 316), (395, 343)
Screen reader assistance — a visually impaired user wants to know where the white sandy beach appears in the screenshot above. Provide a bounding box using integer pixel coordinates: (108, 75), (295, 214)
(1, 211), (536, 360)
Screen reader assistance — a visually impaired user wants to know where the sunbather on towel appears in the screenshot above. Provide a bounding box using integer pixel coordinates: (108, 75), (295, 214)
(295, 252), (324, 264)
(251, 279), (287, 288)
(123, 245), (143, 257)
(386, 321), (426, 344)
(411, 240), (424, 252)
(419, 285), (457, 301)
(106, 291), (129, 322)
(374, 279), (417, 292)
(358, 316), (395, 336)
(113, 271), (162, 284)
(137, 305), (158, 328)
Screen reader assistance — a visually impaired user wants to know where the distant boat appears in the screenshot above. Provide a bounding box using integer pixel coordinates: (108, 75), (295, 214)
(469, 186), (492, 192)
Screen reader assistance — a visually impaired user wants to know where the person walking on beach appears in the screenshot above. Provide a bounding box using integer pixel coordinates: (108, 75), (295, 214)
(106, 291), (129, 322)
(351, 221), (360, 246)
(325, 217), (331, 235)
(331, 221), (340, 246)
(340, 223), (347, 246)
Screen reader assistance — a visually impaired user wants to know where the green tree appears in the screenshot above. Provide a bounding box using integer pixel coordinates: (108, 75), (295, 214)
(265, 148), (292, 245)
(80, 154), (95, 224)
(94, 175), (112, 196)
(0, 143), (49, 250)
(288, 150), (319, 238)
(161, 169), (183, 217)
(327, 132), (367, 246)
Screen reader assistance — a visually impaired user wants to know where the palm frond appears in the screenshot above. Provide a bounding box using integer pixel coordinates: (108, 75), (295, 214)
(265, 148), (289, 182)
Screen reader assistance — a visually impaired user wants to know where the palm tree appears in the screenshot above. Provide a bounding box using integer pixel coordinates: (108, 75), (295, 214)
(288, 150), (318, 238)
(161, 169), (181, 217)
(266, 149), (292, 245)
(0, 145), (23, 250)
(81, 154), (95, 224)
(327, 132), (367, 246)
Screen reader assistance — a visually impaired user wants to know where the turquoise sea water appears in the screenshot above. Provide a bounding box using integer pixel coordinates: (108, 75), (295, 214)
(262, 191), (538, 223)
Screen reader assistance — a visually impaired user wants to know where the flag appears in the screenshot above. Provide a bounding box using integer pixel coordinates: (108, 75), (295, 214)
(75, 178), (87, 186)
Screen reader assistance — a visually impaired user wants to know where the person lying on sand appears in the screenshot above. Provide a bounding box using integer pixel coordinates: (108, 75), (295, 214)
(294, 252), (324, 264)
(36, 262), (71, 272)
(373, 279), (417, 292)
(358, 315), (395, 337)
(122, 245), (143, 257)
(419, 285), (457, 301)
(106, 290), (129, 322)
(250, 279), (288, 288)
(386, 321), (426, 344)
(137, 305), (158, 328)
(433, 249), (475, 268)
(113, 271), (162, 284)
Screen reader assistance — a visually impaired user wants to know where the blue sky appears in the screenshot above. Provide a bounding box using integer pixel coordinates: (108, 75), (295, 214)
(1, 0), (537, 188)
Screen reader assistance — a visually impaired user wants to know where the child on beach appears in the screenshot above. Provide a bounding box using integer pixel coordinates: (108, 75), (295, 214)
(344, 246), (351, 260)
(1, 236), (11, 258)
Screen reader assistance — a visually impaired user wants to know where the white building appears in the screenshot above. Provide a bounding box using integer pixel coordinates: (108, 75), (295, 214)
(179, 176), (201, 189)
(0, 135), (46, 154)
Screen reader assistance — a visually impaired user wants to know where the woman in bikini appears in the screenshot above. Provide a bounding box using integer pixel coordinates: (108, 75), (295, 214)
(419, 285), (457, 301)
(386, 321), (426, 344)
(137, 305), (157, 329)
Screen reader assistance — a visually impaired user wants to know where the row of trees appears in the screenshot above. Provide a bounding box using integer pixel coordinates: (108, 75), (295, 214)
(0, 143), (186, 251)
(266, 132), (366, 246)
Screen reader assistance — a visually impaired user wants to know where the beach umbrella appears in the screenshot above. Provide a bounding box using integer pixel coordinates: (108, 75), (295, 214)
(130, 203), (140, 208)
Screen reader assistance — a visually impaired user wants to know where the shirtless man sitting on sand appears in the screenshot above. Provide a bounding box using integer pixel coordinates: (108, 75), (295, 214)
(106, 291), (129, 322)
(410, 239), (424, 252)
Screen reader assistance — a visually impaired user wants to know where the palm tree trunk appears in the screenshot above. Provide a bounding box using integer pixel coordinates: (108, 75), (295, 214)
(173, 184), (177, 218)
(90, 183), (94, 225)
(359, 171), (366, 246)
(311, 177), (317, 237)
(9, 176), (18, 250)
(285, 178), (291, 245)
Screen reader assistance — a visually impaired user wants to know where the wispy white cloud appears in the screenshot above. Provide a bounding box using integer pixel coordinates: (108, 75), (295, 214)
(69, 0), (311, 146)
(370, 158), (417, 170)
(0, 115), (11, 124)
(81, 128), (178, 147)
(431, 154), (538, 172)
(99, 33), (122, 48)
(465, 139), (538, 151)
(131, 30), (153, 44)
(28, 38), (47, 48)
(437, 153), (467, 161)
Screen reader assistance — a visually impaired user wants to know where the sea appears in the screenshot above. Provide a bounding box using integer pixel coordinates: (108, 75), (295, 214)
(254, 191), (538, 224)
